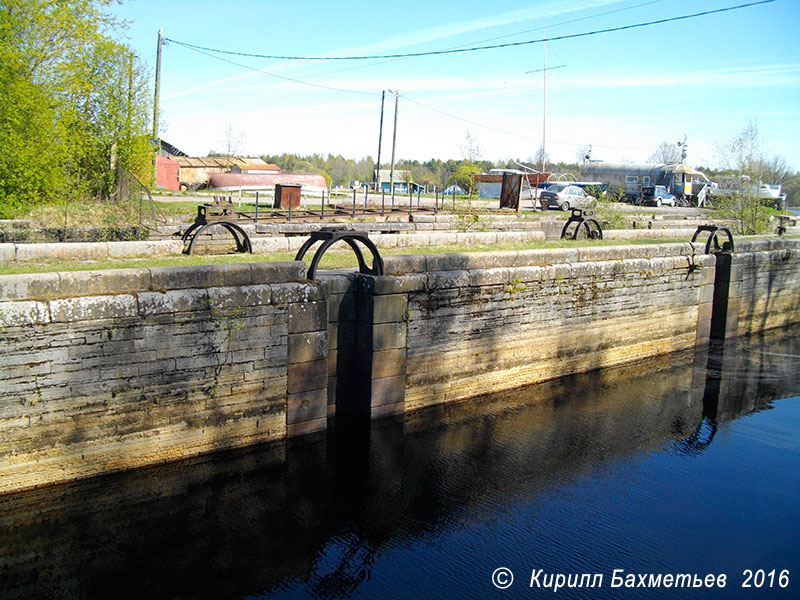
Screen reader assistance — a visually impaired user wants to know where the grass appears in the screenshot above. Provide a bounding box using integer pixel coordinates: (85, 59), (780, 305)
(0, 237), (700, 276)
(15, 199), (145, 229)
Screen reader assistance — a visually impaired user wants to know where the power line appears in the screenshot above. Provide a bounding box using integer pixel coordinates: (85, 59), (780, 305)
(259, 0), (665, 83)
(399, 92), (656, 151)
(170, 41), (377, 97)
(165, 1), (775, 61)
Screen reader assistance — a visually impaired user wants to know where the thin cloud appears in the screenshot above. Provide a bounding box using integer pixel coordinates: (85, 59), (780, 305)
(164, 0), (628, 100)
(328, 0), (629, 56)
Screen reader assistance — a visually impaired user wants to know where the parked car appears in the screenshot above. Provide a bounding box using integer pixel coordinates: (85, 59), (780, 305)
(641, 185), (677, 207)
(542, 183), (594, 211)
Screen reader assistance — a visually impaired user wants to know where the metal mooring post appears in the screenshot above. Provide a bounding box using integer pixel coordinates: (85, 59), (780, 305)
(287, 193), (292, 221)
(254, 191), (259, 223)
(408, 187), (413, 218)
(435, 188), (438, 214)
(352, 188), (356, 218)
(321, 190), (325, 220)
(391, 186), (395, 210)
(364, 186), (368, 211)
(381, 190), (385, 216)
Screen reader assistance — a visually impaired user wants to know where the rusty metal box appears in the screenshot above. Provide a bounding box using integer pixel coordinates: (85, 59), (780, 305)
(274, 184), (302, 209)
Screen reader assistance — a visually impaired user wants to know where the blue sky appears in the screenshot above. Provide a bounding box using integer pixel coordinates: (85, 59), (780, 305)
(114, 0), (800, 171)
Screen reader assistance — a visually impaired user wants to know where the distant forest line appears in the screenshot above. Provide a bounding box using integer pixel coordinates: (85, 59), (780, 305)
(258, 152), (800, 205)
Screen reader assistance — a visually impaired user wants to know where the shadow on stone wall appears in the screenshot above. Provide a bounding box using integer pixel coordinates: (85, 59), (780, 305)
(1, 325), (798, 599)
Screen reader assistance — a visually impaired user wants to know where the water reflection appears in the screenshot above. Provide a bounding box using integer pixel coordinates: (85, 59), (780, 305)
(1, 326), (798, 599)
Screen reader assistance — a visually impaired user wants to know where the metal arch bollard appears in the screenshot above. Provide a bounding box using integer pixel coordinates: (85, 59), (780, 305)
(181, 205), (253, 255)
(691, 225), (734, 254)
(560, 208), (603, 240)
(294, 227), (384, 281)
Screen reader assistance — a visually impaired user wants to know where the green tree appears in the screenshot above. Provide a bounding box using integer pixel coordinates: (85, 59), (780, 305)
(0, 0), (152, 216)
(452, 163), (481, 197)
(782, 173), (800, 209)
(714, 122), (788, 234)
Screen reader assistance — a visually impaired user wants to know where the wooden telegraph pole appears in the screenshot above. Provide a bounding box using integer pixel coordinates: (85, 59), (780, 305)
(152, 29), (163, 182)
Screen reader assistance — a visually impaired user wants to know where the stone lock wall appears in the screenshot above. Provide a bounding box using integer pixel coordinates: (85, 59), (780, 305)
(352, 244), (718, 415)
(0, 263), (328, 494)
(710, 240), (800, 339)
(2, 238), (799, 494)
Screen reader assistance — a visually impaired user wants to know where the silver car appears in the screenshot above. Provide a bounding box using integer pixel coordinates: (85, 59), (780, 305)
(542, 183), (594, 211)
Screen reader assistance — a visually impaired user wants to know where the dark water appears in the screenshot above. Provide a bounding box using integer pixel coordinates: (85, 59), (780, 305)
(1, 327), (799, 600)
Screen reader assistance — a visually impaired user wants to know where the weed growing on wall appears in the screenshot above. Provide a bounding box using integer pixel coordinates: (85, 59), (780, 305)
(202, 297), (247, 396)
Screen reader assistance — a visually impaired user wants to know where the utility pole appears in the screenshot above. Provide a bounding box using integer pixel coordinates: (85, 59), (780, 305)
(541, 33), (547, 175)
(375, 90), (385, 191)
(152, 29), (163, 181)
(388, 90), (399, 198)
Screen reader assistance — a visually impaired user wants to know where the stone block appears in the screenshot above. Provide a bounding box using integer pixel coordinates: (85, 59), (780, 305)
(0, 272), (60, 301)
(15, 242), (108, 261)
(357, 293), (408, 324)
(356, 320), (407, 352)
(515, 248), (579, 267)
(360, 274), (426, 296)
(370, 401), (405, 419)
(329, 320), (356, 350)
(50, 294), (138, 322)
(467, 268), (511, 287)
(287, 237), (307, 252)
(271, 282), (325, 306)
(425, 253), (471, 272)
(250, 261), (305, 284)
(287, 417), (326, 437)
(363, 374), (406, 407)
(428, 232), (459, 245)
(208, 285), (272, 310)
(149, 264), (251, 291)
(0, 301), (50, 327)
(288, 331), (328, 364)
(383, 254), (427, 275)
(105, 241), (153, 258)
(427, 270), (472, 290)
(327, 292), (357, 322)
(138, 289), (209, 315)
(318, 272), (358, 296)
(0, 244), (16, 262)
(544, 263), (573, 281)
(286, 388), (328, 425)
(287, 358), (328, 394)
(510, 265), (545, 283)
(328, 348), (355, 376)
(250, 238), (290, 253)
(698, 282), (715, 304)
(59, 268), (152, 298)
(288, 300), (328, 334)
(373, 233), (398, 248)
(359, 348), (407, 379)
